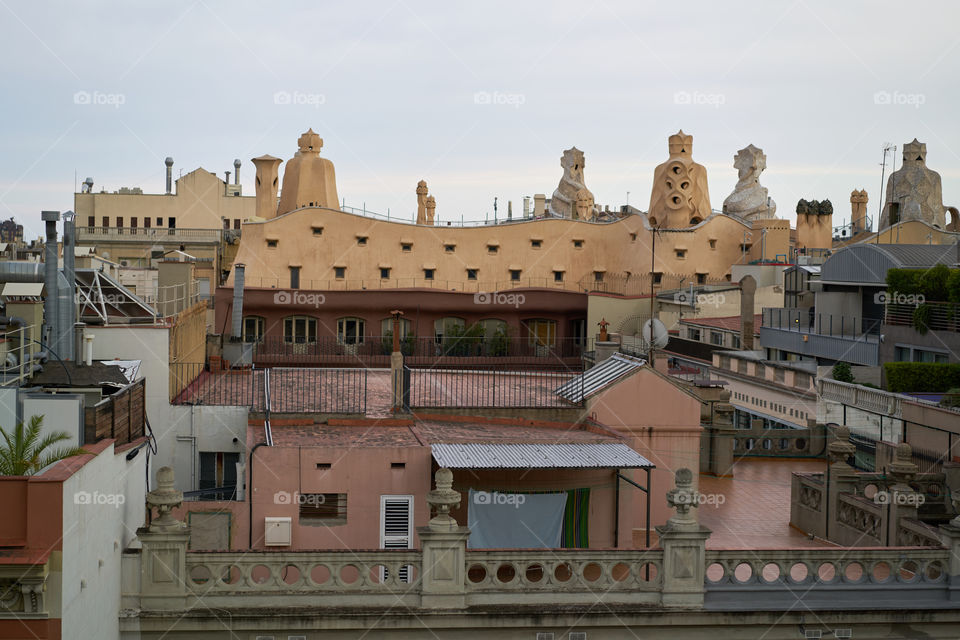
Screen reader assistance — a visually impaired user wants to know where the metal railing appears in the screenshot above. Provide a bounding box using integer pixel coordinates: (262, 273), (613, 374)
(762, 307), (881, 338)
(885, 301), (960, 333)
(403, 364), (582, 409)
(75, 226), (223, 242)
(241, 276), (594, 293)
(336, 203), (627, 227)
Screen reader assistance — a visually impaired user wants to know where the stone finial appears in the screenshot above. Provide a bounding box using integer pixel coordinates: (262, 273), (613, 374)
(889, 443), (919, 486)
(827, 425), (856, 466)
(297, 129), (323, 154)
(665, 468), (698, 528)
(425, 195), (436, 224)
(426, 468), (461, 531)
(146, 466), (184, 532)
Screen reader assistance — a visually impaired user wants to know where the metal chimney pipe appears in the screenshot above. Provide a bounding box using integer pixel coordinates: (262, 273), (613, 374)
(62, 211), (77, 360)
(84, 333), (94, 366)
(41, 210), (60, 351)
(165, 157), (174, 195)
(231, 264), (245, 340)
(233, 159), (241, 185)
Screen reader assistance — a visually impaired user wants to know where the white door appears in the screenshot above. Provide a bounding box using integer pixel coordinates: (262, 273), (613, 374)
(379, 495), (414, 583)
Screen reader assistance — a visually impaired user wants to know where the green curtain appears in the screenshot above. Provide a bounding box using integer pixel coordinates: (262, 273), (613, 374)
(485, 487), (590, 548)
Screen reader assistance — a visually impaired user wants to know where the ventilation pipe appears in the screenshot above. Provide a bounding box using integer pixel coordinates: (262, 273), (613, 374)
(232, 264), (245, 340)
(233, 159), (241, 185)
(41, 210), (59, 351)
(165, 157), (174, 195)
(83, 333), (94, 366)
(62, 211), (76, 360)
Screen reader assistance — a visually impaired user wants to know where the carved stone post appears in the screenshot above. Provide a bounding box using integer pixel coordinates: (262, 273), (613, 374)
(656, 468), (711, 608)
(138, 467), (190, 611)
(940, 492), (960, 602)
(886, 443), (921, 545)
(390, 309), (406, 412)
(418, 468), (470, 608)
(826, 425), (858, 542)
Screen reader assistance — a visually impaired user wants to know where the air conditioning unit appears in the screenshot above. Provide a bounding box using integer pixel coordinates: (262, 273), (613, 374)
(264, 517), (291, 546)
(569, 634), (587, 640)
(834, 630), (852, 639)
(536, 634), (555, 640)
(804, 631), (822, 640)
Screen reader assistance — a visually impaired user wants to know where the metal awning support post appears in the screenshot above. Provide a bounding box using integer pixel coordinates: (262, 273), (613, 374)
(616, 467), (653, 549)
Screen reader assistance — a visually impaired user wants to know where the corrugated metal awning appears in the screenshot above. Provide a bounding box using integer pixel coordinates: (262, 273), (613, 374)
(554, 353), (645, 403)
(1, 282), (44, 297)
(431, 442), (653, 469)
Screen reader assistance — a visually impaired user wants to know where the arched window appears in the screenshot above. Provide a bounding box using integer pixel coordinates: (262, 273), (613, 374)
(524, 319), (556, 346)
(380, 317), (411, 338)
(242, 316), (265, 343)
(337, 317), (365, 345)
(283, 316), (317, 344)
(434, 317), (465, 341)
(479, 318), (507, 338)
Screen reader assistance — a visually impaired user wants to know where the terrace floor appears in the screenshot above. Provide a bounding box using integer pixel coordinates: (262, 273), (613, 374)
(699, 457), (836, 549)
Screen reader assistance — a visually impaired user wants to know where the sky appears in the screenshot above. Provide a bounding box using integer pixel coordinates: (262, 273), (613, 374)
(2, 0), (959, 238)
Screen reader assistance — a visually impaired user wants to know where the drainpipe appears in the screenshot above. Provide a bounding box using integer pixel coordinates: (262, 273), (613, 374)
(41, 211), (59, 351)
(232, 264), (245, 340)
(62, 211), (76, 360)
(248, 441), (268, 548)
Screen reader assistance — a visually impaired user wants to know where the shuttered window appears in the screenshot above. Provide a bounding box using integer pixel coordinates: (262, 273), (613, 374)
(380, 495), (414, 583)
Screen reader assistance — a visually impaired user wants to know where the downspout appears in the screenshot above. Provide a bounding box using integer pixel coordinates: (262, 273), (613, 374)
(41, 211), (59, 351)
(63, 212), (77, 360)
(248, 442), (269, 548)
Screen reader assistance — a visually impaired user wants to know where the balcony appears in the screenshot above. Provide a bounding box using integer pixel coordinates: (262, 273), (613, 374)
(759, 307), (881, 366)
(76, 226), (223, 244)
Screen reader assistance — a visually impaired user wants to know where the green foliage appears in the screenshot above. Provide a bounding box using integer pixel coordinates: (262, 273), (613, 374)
(884, 362), (960, 393)
(831, 362), (854, 383)
(886, 269), (922, 297)
(887, 266), (956, 303)
(912, 304), (932, 334)
(380, 330), (415, 356)
(0, 415), (88, 476)
(919, 264), (951, 301)
(939, 388), (960, 408)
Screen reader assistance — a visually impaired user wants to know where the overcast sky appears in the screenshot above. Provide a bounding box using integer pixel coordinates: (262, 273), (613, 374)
(2, 1), (958, 238)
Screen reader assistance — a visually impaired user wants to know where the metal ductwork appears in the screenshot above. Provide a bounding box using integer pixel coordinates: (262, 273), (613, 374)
(233, 159), (241, 185)
(165, 157), (174, 195)
(56, 271), (73, 361)
(63, 212), (76, 360)
(41, 210), (59, 351)
(232, 264), (245, 340)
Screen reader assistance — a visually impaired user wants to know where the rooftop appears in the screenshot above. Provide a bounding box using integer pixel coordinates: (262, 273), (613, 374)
(680, 314), (762, 332)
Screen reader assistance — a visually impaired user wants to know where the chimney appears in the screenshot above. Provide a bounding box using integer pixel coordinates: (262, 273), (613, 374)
(62, 211), (76, 360)
(231, 264), (245, 340)
(41, 211), (59, 351)
(739, 275), (757, 350)
(252, 155), (283, 219)
(165, 157), (174, 195)
(233, 159), (241, 185)
(83, 333), (94, 366)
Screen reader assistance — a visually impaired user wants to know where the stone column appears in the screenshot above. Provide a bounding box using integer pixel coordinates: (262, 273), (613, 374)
(825, 425), (858, 543)
(389, 310), (406, 412)
(886, 443), (921, 545)
(701, 403), (736, 477)
(138, 467), (191, 611)
(417, 468), (471, 609)
(656, 468), (711, 608)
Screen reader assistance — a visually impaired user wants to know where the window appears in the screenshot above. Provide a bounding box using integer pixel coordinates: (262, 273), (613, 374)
(144, 217), (151, 228)
(479, 318), (507, 338)
(466, 269), (478, 280)
(242, 316), (265, 343)
(102, 216), (109, 227)
(688, 328), (701, 341)
(87, 215), (95, 227)
(299, 493), (347, 525)
(168, 217), (176, 228)
(531, 240), (542, 249)
(774, 368), (785, 383)
(334, 266), (346, 279)
(487, 244), (498, 254)
(130, 217), (138, 229)
(675, 249), (686, 259)
(337, 317), (365, 345)
(380, 495), (414, 583)
(116, 216), (123, 227)
(696, 273), (707, 285)
(510, 269), (521, 281)
(312, 226), (324, 236)
(553, 271), (564, 283)
(289, 266), (300, 289)
(709, 239), (717, 249)
(283, 316), (317, 344)
(444, 244), (455, 253)
(794, 372), (810, 388)
(710, 331), (724, 346)
(434, 317), (465, 341)
(424, 268), (435, 280)
(198, 452), (239, 500)
(525, 319), (556, 347)
(630, 233), (637, 242)
(401, 243), (412, 252)
(381, 317), (411, 337)
(732, 335), (741, 349)
(573, 240), (583, 248)
(594, 271), (604, 283)
(223, 219), (230, 230)
(357, 236), (368, 246)
(652, 272), (663, 284)
(380, 267), (390, 279)
(233, 219), (240, 230)
(266, 239), (278, 248)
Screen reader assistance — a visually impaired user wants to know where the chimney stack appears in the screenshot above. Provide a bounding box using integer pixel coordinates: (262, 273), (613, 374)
(62, 211), (76, 360)
(231, 264), (245, 341)
(233, 159), (241, 185)
(165, 157), (174, 195)
(41, 211), (59, 350)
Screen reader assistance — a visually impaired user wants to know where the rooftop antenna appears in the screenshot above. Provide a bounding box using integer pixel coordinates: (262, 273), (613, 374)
(493, 197), (498, 223)
(877, 143), (895, 244)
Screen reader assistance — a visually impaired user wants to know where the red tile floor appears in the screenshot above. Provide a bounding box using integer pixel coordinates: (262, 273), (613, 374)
(698, 457), (837, 549)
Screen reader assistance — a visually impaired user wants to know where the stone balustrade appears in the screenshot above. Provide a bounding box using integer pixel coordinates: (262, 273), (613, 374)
(820, 378), (902, 418)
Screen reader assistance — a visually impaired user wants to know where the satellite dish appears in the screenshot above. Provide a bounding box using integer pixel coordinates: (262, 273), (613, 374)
(640, 318), (669, 351)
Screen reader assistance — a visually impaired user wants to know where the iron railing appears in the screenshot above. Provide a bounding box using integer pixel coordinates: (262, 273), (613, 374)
(403, 364), (583, 409)
(885, 301), (960, 333)
(762, 307), (881, 338)
(76, 226), (223, 242)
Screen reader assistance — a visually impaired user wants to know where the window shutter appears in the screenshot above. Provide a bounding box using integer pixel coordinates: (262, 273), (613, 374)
(380, 495), (413, 583)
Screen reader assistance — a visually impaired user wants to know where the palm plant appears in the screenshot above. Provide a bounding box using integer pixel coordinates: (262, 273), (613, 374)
(0, 415), (88, 476)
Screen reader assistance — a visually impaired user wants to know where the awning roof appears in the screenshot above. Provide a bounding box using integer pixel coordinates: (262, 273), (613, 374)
(554, 353), (645, 403)
(431, 442), (653, 469)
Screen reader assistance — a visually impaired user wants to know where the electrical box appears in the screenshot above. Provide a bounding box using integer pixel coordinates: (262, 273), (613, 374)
(264, 517), (292, 546)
